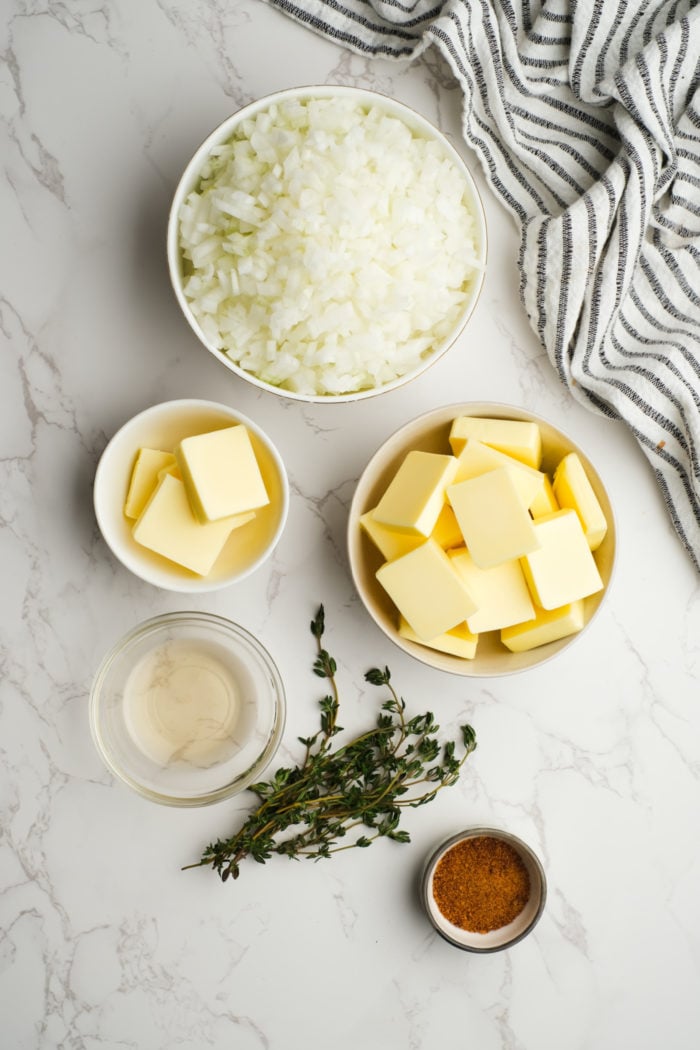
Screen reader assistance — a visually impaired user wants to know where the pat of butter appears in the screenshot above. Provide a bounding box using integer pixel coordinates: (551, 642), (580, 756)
(449, 416), (542, 468)
(398, 616), (478, 659)
(132, 474), (249, 576)
(447, 468), (540, 569)
(176, 425), (269, 523)
(553, 452), (607, 550)
(453, 439), (545, 509)
(520, 509), (603, 609)
(360, 509), (423, 562)
(501, 600), (585, 652)
(529, 474), (558, 518)
(372, 450), (458, 537)
(430, 504), (464, 550)
(449, 547), (535, 633)
(124, 449), (176, 519)
(376, 538), (477, 641)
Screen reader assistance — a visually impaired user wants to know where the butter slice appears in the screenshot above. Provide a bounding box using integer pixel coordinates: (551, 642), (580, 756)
(449, 416), (542, 468)
(124, 449), (176, 519)
(360, 509), (423, 562)
(376, 539), (477, 641)
(529, 474), (558, 519)
(372, 451), (458, 537)
(430, 504), (464, 550)
(132, 474), (239, 575)
(553, 453), (607, 550)
(176, 425), (269, 523)
(501, 600), (585, 652)
(453, 439), (545, 509)
(449, 547), (535, 633)
(399, 616), (478, 659)
(520, 509), (603, 609)
(447, 468), (540, 569)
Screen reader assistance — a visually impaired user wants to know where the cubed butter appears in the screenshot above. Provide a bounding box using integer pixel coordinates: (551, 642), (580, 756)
(176, 425), (269, 523)
(430, 504), (464, 550)
(124, 449), (176, 520)
(360, 509), (423, 562)
(501, 600), (585, 652)
(376, 538), (477, 641)
(398, 616), (478, 659)
(449, 547), (535, 632)
(453, 439), (545, 509)
(372, 451), (458, 537)
(520, 509), (603, 609)
(132, 474), (242, 576)
(447, 468), (540, 569)
(449, 416), (542, 468)
(553, 452), (607, 550)
(529, 474), (558, 518)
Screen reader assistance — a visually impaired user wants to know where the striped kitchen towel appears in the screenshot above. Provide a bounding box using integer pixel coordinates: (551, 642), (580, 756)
(265, 0), (700, 571)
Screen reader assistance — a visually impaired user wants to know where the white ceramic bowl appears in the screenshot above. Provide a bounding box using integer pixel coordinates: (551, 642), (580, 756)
(94, 399), (288, 592)
(90, 612), (285, 806)
(347, 402), (616, 677)
(167, 85), (487, 403)
(421, 828), (546, 952)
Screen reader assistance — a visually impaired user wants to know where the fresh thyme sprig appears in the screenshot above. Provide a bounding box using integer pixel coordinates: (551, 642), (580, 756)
(184, 605), (477, 882)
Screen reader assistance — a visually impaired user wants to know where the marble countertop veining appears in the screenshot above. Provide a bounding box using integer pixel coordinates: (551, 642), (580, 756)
(3, 2), (700, 1048)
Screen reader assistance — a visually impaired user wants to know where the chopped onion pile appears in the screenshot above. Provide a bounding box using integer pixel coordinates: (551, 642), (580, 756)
(179, 96), (483, 397)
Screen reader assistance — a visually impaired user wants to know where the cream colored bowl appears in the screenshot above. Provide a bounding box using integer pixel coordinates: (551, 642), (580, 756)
(94, 399), (288, 593)
(347, 402), (615, 677)
(167, 85), (487, 403)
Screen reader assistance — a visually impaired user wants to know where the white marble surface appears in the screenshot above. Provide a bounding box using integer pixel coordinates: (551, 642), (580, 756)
(3, 2), (700, 1048)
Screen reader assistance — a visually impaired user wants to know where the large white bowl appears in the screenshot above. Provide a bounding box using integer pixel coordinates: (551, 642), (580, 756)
(94, 399), (289, 593)
(347, 402), (616, 677)
(167, 85), (487, 404)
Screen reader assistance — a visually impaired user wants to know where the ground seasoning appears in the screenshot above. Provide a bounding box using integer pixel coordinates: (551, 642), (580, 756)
(432, 835), (531, 933)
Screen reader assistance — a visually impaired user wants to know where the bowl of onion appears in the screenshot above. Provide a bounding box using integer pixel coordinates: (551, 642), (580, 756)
(167, 86), (487, 403)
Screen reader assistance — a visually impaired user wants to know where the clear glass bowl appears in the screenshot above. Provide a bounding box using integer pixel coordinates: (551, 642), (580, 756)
(90, 612), (285, 806)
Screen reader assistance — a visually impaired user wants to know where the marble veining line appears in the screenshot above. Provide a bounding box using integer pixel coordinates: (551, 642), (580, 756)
(154, 0), (248, 104)
(609, 605), (700, 781)
(289, 474), (357, 572)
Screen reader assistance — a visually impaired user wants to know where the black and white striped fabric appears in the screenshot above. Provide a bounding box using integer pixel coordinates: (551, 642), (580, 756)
(265, 0), (700, 570)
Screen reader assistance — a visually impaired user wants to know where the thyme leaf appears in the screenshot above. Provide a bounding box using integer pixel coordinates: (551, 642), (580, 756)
(184, 604), (477, 882)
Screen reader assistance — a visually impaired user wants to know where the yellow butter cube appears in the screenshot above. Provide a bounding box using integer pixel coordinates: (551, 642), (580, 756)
(398, 616), (478, 659)
(176, 425), (269, 523)
(553, 453), (607, 551)
(372, 451), (458, 537)
(501, 600), (585, 652)
(529, 474), (559, 518)
(449, 547), (535, 633)
(430, 504), (464, 550)
(124, 449), (176, 520)
(360, 509), (423, 562)
(520, 509), (603, 609)
(376, 539), (477, 641)
(453, 439), (545, 509)
(449, 416), (542, 468)
(447, 468), (540, 569)
(132, 474), (241, 576)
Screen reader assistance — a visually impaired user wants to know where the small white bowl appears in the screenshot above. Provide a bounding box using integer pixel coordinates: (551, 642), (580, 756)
(347, 402), (616, 677)
(421, 828), (546, 952)
(90, 611), (285, 806)
(94, 399), (289, 592)
(167, 85), (487, 404)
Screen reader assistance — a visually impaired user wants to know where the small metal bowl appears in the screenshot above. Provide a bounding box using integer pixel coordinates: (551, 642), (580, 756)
(421, 827), (546, 952)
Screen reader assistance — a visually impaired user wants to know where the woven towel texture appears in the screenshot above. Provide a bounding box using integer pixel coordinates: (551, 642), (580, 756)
(265, 0), (700, 569)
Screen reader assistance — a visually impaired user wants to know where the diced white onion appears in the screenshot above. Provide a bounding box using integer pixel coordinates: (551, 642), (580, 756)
(179, 96), (483, 397)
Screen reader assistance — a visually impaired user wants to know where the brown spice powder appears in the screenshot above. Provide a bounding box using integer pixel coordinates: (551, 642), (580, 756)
(432, 835), (531, 933)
